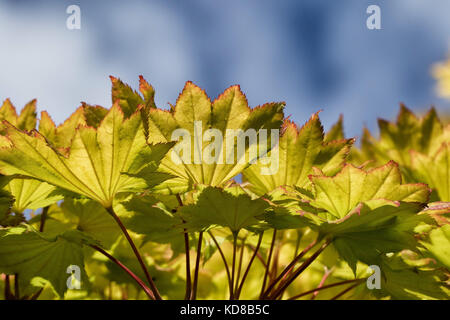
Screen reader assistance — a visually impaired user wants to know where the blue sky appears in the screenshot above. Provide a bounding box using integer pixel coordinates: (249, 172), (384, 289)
(0, 0), (449, 139)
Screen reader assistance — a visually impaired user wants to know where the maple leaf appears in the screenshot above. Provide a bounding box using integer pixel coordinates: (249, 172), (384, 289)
(33, 199), (121, 249)
(0, 98), (37, 133)
(0, 99), (64, 214)
(145, 82), (284, 194)
(421, 224), (450, 269)
(243, 113), (353, 195)
(355, 106), (450, 201)
(38, 107), (86, 151)
(309, 162), (432, 273)
(309, 161), (430, 220)
(265, 161), (432, 273)
(0, 176), (15, 227)
(370, 253), (449, 300)
(120, 194), (183, 245)
(325, 199), (431, 273)
(0, 225), (97, 297)
(110, 75), (156, 118)
(324, 114), (344, 143)
(180, 186), (269, 233)
(362, 106), (446, 161)
(411, 142), (450, 201)
(0, 103), (174, 208)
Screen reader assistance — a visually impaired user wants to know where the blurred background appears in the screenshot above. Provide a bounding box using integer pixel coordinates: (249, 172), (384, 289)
(0, 0), (449, 138)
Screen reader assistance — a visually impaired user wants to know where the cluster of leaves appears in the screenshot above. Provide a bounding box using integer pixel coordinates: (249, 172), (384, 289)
(0, 77), (448, 300)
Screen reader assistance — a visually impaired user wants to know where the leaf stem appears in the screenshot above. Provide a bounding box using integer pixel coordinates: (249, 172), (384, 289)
(191, 231), (203, 300)
(230, 232), (238, 300)
(183, 228), (192, 300)
(234, 235), (246, 296)
(310, 267), (333, 300)
(293, 230), (302, 260)
(14, 273), (19, 299)
(288, 278), (366, 300)
(262, 237), (318, 298)
(259, 230), (277, 299)
(245, 243), (266, 267)
(268, 238), (331, 300)
(91, 244), (155, 300)
(270, 243), (281, 282)
(106, 206), (162, 300)
(29, 288), (43, 300)
(330, 282), (363, 300)
(236, 232), (263, 299)
(28, 205), (48, 301)
(208, 231), (233, 298)
(39, 206), (50, 232)
(176, 194), (192, 300)
(4, 274), (12, 300)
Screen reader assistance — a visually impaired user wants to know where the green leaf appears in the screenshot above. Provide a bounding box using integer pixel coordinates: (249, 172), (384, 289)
(38, 107), (86, 151)
(145, 82), (285, 194)
(0, 100), (64, 214)
(362, 106), (447, 164)
(110, 76), (145, 118)
(5, 178), (63, 213)
(120, 194), (184, 245)
(310, 161), (430, 220)
(0, 99), (37, 132)
(261, 186), (324, 230)
(0, 103), (174, 207)
(421, 224), (450, 269)
(0, 177), (15, 226)
(355, 106), (450, 197)
(324, 114), (344, 143)
(180, 186), (269, 233)
(0, 100), (61, 216)
(421, 201), (450, 226)
(57, 199), (121, 248)
(81, 103), (109, 128)
(243, 114), (353, 195)
(370, 254), (449, 300)
(201, 233), (221, 266)
(323, 200), (430, 272)
(297, 161), (433, 273)
(411, 142), (450, 201)
(138, 75), (157, 109)
(0, 225), (96, 297)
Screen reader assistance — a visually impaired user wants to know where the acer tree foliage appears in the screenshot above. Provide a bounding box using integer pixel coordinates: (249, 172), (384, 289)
(0, 77), (448, 300)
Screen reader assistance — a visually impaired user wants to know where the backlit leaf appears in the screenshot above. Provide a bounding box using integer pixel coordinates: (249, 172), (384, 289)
(57, 199), (121, 248)
(0, 100), (63, 215)
(243, 114), (353, 195)
(324, 200), (430, 272)
(181, 186), (269, 233)
(0, 98), (37, 132)
(421, 224), (450, 269)
(310, 161), (430, 220)
(120, 194), (183, 245)
(146, 82), (284, 194)
(324, 114), (344, 143)
(0, 225), (96, 297)
(371, 254), (449, 300)
(38, 107), (86, 151)
(355, 106), (450, 201)
(411, 142), (450, 201)
(0, 176), (15, 226)
(5, 178), (63, 213)
(0, 103), (174, 207)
